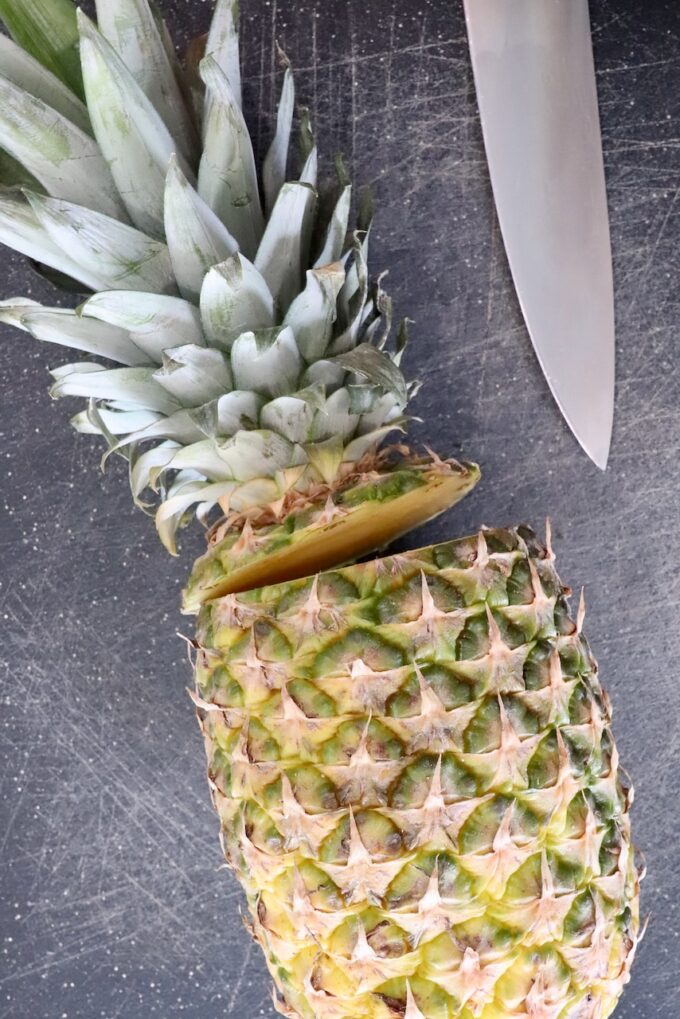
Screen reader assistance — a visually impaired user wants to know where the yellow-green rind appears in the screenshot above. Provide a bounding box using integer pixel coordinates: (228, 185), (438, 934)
(182, 458), (481, 613)
(193, 526), (641, 1019)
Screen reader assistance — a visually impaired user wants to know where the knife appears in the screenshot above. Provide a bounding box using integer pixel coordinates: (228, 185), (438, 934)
(463, 0), (615, 469)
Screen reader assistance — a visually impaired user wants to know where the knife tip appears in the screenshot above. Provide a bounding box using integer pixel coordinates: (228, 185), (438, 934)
(583, 434), (611, 472)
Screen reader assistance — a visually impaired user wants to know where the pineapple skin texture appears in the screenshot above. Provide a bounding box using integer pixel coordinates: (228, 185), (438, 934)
(194, 527), (641, 1019)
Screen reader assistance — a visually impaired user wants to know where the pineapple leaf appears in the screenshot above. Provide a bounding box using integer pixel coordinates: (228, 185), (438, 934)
(26, 192), (177, 295)
(284, 264), (345, 362)
(156, 478), (236, 555)
(0, 0), (84, 100)
(94, 0), (198, 165)
(105, 409), (205, 451)
(23, 309), (150, 366)
(254, 182), (316, 313)
(78, 10), (194, 238)
(164, 439), (239, 481)
(0, 297), (41, 330)
(303, 434), (344, 485)
(0, 190), (108, 291)
(50, 364), (182, 414)
(344, 421), (406, 461)
(204, 0), (241, 109)
(230, 327), (302, 397)
(200, 254), (275, 350)
(300, 144), (318, 190)
(130, 441), (178, 499)
(331, 233), (369, 354)
(315, 185), (352, 268)
(164, 155), (238, 304)
(198, 55), (263, 259)
(262, 65), (294, 215)
(312, 387), (359, 442)
(71, 407), (161, 436)
(297, 108), (318, 189)
(212, 429), (295, 481)
(260, 393), (316, 445)
(153, 345), (233, 407)
(82, 290), (205, 361)
(0, 34), (90, 133)
(50, 364), (182, 415)
(331, 343), (408, 408)
(190, 390), (264, 439)
(0, 74), (125, 219)
(298, 106), (314, 163)
(301, 357), (345, 391)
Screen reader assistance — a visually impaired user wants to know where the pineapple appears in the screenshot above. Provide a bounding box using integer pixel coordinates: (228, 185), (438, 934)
(195, 526), (642, 1019)
(0, 2), (641, 1018)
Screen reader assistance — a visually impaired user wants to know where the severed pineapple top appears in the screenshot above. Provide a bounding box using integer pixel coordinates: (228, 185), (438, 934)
(0, 0), (414, 551)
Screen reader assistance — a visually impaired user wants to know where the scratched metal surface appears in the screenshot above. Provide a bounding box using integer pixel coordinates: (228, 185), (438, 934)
(0, 0), (677, 1016)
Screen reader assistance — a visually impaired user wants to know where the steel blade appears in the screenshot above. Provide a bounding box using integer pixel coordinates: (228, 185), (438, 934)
(463, 0), (615, 468)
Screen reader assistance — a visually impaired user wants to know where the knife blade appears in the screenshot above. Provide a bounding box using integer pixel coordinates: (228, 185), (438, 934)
(463, 0), (615, 469)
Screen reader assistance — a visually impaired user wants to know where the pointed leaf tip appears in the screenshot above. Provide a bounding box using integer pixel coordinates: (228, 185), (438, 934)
(204, 0), (242, 109)
(94, 0), (198, 164)
(197, 55), (263, 259)
(200, 253), (275, 350)
(79, 10), (194, 238)
(164, 154), (239, 303)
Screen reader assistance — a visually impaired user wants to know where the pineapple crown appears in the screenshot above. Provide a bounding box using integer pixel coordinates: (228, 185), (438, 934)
(0, 0), (415, 552)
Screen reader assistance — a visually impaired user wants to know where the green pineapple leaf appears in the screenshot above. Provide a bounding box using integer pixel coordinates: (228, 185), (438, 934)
(0, 34), (90, 133)
(25, 192), (177, 295)
(77, 9), (193, 239)
(0, 190), (105, 290)
(230, 327), (302, 397)
(284, 265), (345, 362)
(153, 345), (233, 407)
(200, 255), (275, 350)
(164, 155), (239, 304)
(0, 74), (124, 218)
(23, 309), (149, 365)
(314, 185), (352, 268)
(331, 342), (409, 408)
(82, 290), (204, 361)
(254, 182), (316, 310)
(198, 55), (263, 259)
(50, 364), (182, 414)
(204, 0), (241, 109)
(263, 66), (295, 215)
(0, 0), (84, 100)
(93, 0), (198, 164)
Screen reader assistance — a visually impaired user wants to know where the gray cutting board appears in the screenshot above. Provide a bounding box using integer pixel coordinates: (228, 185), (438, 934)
(0, 0), (677, 1016)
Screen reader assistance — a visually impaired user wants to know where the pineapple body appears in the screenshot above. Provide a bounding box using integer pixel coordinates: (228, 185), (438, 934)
(195, 527), (641, 1019)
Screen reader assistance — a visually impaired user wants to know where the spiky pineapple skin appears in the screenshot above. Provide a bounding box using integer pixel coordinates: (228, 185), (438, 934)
(194, 527), (641, 1019)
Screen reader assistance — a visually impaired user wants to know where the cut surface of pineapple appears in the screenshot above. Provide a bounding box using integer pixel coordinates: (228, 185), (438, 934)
(183, 455), (481, 610)
(195, 526), (641, 1019)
